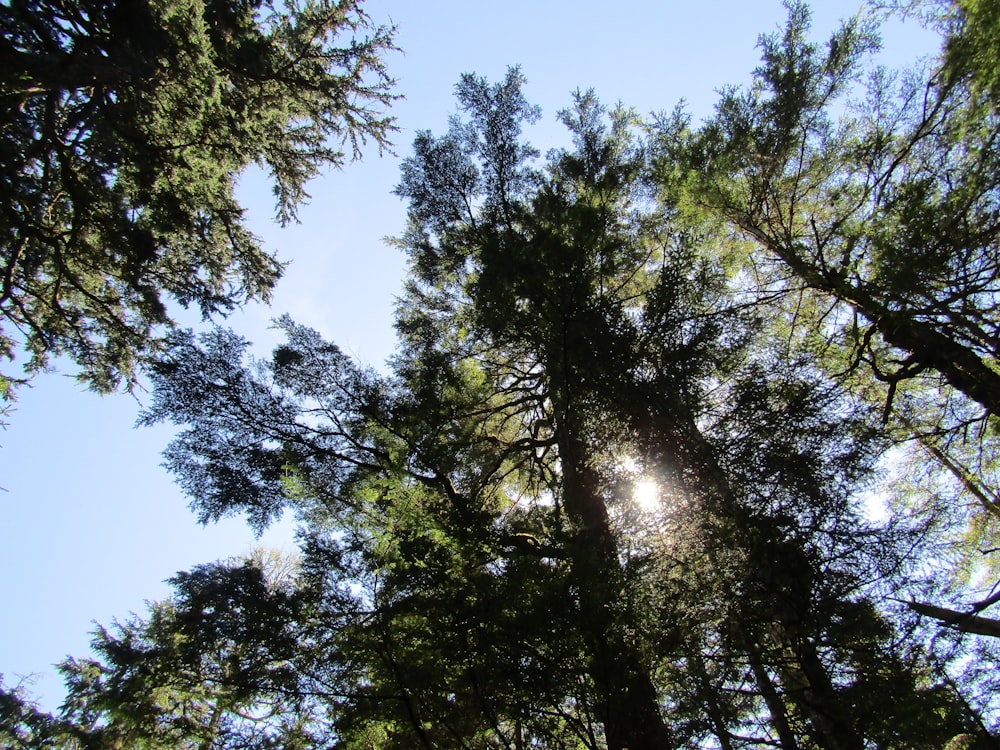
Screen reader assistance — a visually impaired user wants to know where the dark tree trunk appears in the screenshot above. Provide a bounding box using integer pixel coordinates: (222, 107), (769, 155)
(741, 222), (1000, 419)
(549, 365), (674, 750)
(745, 641), (800, 750)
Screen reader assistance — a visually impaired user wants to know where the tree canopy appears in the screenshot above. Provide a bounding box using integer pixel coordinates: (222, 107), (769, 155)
(0, 0), (395, 395)
(5, 1), (1000, 747)
(655, 0), (1000, 598)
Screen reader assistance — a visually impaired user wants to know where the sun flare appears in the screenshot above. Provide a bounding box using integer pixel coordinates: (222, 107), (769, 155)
(618, 456), (662, 513)
(633, 479), (659, 512)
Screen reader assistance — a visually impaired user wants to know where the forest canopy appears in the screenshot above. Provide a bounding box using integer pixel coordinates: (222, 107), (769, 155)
(0, 0), (396, 396)
(4, 1), (1000, 748)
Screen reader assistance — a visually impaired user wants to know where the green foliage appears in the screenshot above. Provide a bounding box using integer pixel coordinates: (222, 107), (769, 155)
(945, 0), (1000, 98)
(656, 0), (1000, 601)
(14, 3), (1000, 746)
(0, 0), (396, 393)
(0, 678), (64, 749)
(125, 65), (992, 746)
(53, 554), (331, 749)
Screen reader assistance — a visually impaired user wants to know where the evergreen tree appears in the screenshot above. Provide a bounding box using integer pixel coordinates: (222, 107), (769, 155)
(653, 2), (1000, 643)
(653, 0), (1000, 499)
(0, 0), (395, 395)
(11, 4), (1000, 745)
(119, 70), (985, 747)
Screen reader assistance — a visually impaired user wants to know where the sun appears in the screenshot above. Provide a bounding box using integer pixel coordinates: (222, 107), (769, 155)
(618, 456), (662, 513)
(633, 479), (659, 512)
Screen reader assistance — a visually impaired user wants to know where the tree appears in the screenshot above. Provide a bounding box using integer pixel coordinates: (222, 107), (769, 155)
(943, 0), (1000, 98)
(55, 556), (328, 749)
(0, 0), (395, 394)
(654, 0), (1000, 608)
(2, 552), (337, 749)
(119, 70), (990, 747)
(13, 5), (1000, 744)
(657, 0), (1000, 441)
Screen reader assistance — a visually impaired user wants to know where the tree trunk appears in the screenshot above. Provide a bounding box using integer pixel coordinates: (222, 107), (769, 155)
(772, 626), (865, 750)
(691, 652), (737, 750)
(741, 627), (800, 750)
(549, 362), (674, 750)
(740, 222), (1000, 418)
(636, 380), (870, 750)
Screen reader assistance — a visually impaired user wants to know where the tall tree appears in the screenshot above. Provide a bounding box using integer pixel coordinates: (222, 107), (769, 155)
(653, 0), (1000, 606)
(0, 0), (395, 395)
(4, 552), (339, 749)
(656, 0), (1000, 420)
(57, 558), (320, 749)
(123, 70), (987, 746)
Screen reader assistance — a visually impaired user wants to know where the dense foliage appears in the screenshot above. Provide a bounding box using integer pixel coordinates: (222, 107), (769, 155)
(656, 0), (1000, 607)
(4, 1), (1000, 747)
(0, 0), (395, 394)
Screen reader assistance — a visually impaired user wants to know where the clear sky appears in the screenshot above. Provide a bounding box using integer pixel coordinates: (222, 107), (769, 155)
(0, 0), (940, 711)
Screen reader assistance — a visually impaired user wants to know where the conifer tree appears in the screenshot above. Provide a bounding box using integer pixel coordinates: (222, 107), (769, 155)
(653, 0), (1000, 506)
(120, 70), (985, 747)
(654, 0), (1000, 638)
(0, 0), (395, 395)
(9, 5), (1000, 745)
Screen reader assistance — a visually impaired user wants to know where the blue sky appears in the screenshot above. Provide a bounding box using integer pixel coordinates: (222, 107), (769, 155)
(0, 0), (940, 710)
